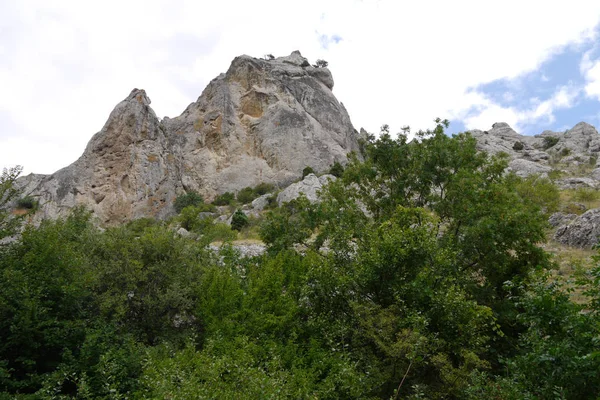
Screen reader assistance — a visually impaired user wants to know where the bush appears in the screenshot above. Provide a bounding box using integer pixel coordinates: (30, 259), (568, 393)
(302, 166), (315, 178)
(231, 209), (249, 231)
(574, 187), (599, 203)
(314, 59), (328, 68)
(174, 191), (204, 213)
(329, 161), (344, 177)
(16, 195), (37, 210)
(204, 223), (237, 242)
(237, 187), (258, 205)
(543, 136), (559, 149)
(266, 194), (278, 209)
(512, 141), (524, 151)
(254, 183), (275, 196)
(213, 192), (235, 206)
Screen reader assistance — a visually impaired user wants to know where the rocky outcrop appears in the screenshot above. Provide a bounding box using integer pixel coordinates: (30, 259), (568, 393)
(548, 212), (577, 228)
(162, 50), (358, 197)
(17, 89), (179, 225)
(471, 122), (600, 179)
(276, 173), (336, 206)
(554, 208), (600, 248)
(17, 51), (360, 224)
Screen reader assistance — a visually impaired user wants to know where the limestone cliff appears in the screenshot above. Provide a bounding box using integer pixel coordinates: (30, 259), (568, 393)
(17, 51), (360, 224)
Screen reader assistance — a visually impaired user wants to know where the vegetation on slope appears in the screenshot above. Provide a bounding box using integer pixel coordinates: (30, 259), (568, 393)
(1, 122), (599, 399)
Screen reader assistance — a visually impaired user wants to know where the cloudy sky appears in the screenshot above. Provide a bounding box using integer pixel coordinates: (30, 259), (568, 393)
(2, 1), (600, 174)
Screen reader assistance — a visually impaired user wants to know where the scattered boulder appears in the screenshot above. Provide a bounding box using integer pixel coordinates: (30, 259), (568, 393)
(556, 177), (598, 190)
(251, 194), (272, 211)
(198, 212), (218, 220)
(508, 159), (551, 178)
(276, 174), (336, 206)
(176, 227), (192, 238)
(554, 208), (600, 248)
(209, 243), (266, 258)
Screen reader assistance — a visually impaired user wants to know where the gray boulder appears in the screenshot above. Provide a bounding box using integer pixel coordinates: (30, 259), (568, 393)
(508, 159), (551, 178)
(276, 174), (336, 206)
(251, 193), (272, 211)
(548, 212), (577, 228)
(556, 177), (598, 190)
(554, 208), (600, 248)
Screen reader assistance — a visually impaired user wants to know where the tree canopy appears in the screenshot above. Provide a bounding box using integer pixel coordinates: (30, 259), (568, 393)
(0, 123), (598, 399)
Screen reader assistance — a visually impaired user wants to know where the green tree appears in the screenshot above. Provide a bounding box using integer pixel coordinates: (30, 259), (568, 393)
(174, 191), (204, 213)
(0, 165), (23, 240)
(328, 161), (344, 178)
(231, 209), (248, 231)
(302, 166), (314, 178)
(236, 187), (257, 204)
(212, 191), (235, 206)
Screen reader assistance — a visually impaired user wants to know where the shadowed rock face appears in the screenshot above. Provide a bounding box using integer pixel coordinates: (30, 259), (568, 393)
(17, 51), (361, 224)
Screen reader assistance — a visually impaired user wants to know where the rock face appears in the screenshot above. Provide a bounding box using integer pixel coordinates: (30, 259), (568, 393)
(17, 51), (360, 224)
(470, 122), (600, 183)
(554, 209), (600, 248)
(18, 89), (178, 225)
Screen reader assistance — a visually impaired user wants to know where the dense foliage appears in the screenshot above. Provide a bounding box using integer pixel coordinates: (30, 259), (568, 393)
(1, 122), (599, 398)
(173, 191), (205, 213)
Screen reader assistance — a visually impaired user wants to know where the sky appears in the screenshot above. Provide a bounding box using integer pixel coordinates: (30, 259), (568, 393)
(2, 1), (600, 174)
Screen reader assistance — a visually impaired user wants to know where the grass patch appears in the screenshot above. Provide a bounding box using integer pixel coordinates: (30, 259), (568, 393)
(560, 188), (600, 211)
(542, 240), (596, 304)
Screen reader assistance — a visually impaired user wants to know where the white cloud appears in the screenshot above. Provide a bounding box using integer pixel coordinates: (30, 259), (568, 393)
(1, 0), (600, 173)
(581, 53), (600, 100)
(462, 84), (581, 132)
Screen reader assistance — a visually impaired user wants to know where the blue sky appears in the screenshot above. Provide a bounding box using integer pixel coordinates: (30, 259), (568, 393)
(2, 1), (600, 174)
(451, 29), (600, 136)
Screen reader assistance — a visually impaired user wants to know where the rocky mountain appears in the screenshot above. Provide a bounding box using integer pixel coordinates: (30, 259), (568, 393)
(17, 51), (361, 225)
(471, 121), (600, 186)
(471, 121), (600, 248)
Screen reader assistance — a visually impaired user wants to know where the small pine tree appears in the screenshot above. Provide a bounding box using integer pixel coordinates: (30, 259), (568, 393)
(231, 209), (249, 231)
(328, 162), (344, 178)
(302, 166), (315, 178)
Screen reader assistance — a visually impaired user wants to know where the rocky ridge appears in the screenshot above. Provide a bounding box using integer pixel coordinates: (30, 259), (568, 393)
(17, 51), (361, 225)
(471, 121), (600, 248)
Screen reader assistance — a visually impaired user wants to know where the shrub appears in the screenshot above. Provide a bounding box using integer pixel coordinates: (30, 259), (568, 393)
(237, 187), (257, 205)
(125, 217), (159, 235)
(254, 183), (275, 196)
(265, 194), (278, 209)
(302, 166), (315, 178)
(231, 209), (249, 231)
(174, 191), (204, 213)
(213, 192), (235, 206)
(314, 59), (328, 68)
(205, 223), (237, 242)
(16, 195), (37, 210)
(560, 147), (571, 157)
(574, 187), (599, 203)
(543, 136), (559, 149)
(329, 161), (344, 177)
(512, 141), (524, 151)
(548, 169), (564, 180)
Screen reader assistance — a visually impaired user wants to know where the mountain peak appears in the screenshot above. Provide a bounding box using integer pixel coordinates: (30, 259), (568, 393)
(18, 52), (359, 225)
